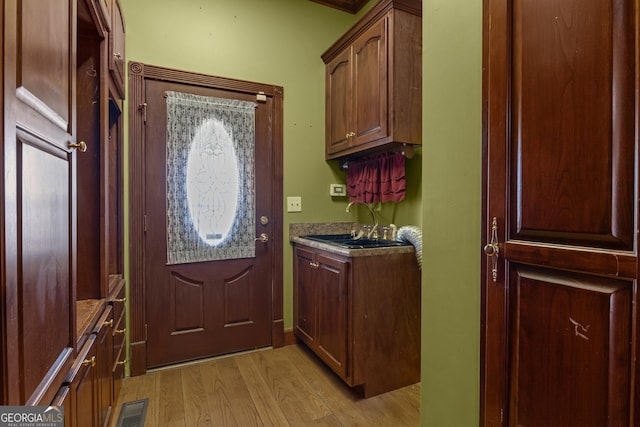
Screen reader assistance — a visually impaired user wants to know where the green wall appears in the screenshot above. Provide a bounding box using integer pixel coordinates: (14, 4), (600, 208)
(122, 0), (481, 425)
(422, 1), (482, 426)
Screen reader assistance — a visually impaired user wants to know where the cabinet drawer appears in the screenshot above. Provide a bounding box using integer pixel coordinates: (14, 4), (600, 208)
(51, 385), (72, 427)
(110, 281), (126, 326)
(112, 311), (126, 361)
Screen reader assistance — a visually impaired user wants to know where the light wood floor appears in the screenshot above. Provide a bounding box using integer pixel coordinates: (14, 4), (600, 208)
(109, 344), (420, 426)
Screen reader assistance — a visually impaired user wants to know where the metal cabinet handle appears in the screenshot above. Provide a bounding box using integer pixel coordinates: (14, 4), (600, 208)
(309, 262), (320, 269)
(115, 328), (126, 334)
(255, 233), (269, 243)
(116, 359), (127, 366)
(113, 297), (126, 303)
(82, 356), (96, 367)
(483, 217), (500, 282)
(103, 319), (114, 328)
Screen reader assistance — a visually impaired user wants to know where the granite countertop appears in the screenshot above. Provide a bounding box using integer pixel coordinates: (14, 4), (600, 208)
(289, 222), (415, 257)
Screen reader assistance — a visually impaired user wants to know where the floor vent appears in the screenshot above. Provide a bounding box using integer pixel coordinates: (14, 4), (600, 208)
(116, 398), (148, 427)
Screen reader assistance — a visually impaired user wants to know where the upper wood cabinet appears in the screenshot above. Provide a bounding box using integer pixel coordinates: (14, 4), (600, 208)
(321, 0), (422, 160)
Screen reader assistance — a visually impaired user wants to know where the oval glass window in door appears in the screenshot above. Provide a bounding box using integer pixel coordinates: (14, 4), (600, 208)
(186, 118), (239, 246)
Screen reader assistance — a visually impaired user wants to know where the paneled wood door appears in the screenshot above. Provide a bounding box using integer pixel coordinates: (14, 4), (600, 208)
(128, 64), (284, 372)
(2, 0), (77, 404)
(482, 1), (638, 426)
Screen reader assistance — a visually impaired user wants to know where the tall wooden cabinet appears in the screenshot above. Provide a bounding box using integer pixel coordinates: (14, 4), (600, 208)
(1, 1), (126, 424)
(321, 0), (422, 160)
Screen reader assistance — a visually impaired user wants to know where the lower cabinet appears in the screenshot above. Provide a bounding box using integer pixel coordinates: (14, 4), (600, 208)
(51, 279), (127, 426)
(295, 246), (349, 379)
(293, 244), (421, 397)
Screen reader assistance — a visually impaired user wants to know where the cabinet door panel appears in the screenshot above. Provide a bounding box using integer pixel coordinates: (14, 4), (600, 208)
(294, 248), (317, 343)
(509, 267), (631, 426)
(353, 17), (387, 145)
(326, 48), (352, 156)
(18, 131), (74, 404)
(18, 0), (73, 127)
(316, 253), (349, 379)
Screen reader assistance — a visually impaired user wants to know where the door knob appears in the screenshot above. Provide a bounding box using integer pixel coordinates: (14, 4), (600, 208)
(255, 233), (269, 243)
(483, 217), (500, 282)
(68, 141), (87, 152)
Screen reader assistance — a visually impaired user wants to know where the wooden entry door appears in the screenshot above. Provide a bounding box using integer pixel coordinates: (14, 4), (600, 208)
(128, 64), (283, 372)
(482, 1), (638, 426)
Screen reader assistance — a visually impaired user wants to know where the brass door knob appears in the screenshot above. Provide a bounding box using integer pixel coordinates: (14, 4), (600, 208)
(68, 141), (87, 152)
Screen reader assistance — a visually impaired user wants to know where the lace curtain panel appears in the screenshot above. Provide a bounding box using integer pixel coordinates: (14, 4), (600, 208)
(165, 91), (257, 265)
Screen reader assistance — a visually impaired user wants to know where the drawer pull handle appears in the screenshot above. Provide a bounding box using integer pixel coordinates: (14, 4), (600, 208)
(103, 319), (114, 328)
(113, 297), (126, 303)
(82, 356), (96, 367)
(115, 328), (127, 334)
(116, 359), (128, 366)
(309, 262), (319, 269)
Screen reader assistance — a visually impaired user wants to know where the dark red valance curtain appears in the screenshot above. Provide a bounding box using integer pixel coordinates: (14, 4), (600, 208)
(346, 152), (406, 203)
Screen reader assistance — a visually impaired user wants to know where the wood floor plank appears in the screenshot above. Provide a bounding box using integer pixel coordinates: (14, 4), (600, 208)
(249, 347), (333, 425)
(157, 368), (186, 427)
(199, 356), (264, 426)
(181, 364), (215, 426)
(235, 351), (292, 427)
(284, 345), (387, 426)
(198, 356), (248, 426)
(136, 371), (159, 427)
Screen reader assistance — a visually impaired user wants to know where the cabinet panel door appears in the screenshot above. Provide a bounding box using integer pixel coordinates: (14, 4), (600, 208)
(482, 0), (638, 424)
(352, 16), (387, 146)
(316, 253), (349, 379)
(294, 248), (317, 344)
(326, 48), (353, 156)
(4, 1), (77, 404)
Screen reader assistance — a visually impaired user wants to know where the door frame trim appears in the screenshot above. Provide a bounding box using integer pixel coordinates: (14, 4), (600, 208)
(127, 62), (284, 376)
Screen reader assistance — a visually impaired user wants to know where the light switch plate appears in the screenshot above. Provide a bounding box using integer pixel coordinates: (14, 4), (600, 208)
(330, 184), (347, 197)
(287, 196), (302, 212)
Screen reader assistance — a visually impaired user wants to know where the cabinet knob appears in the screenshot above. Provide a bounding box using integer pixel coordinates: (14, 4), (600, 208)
(82, 356), (96, 367)
(114, 52), (122, 59)
(309, 262), (319, 269)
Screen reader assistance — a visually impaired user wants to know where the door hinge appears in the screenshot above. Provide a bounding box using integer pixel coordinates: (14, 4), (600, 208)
(144, 324), (148, 341)
(139, 102), (147, 123)
(144, 214), (148, 233)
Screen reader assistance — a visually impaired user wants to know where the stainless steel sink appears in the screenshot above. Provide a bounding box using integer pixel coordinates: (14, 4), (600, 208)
(301, 234), (411, 249)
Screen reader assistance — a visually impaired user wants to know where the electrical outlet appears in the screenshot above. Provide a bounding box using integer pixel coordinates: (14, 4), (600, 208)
(287, 196), (302, 212)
